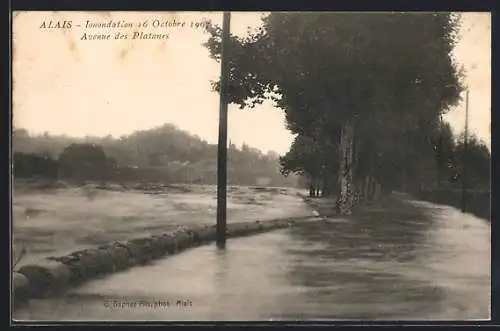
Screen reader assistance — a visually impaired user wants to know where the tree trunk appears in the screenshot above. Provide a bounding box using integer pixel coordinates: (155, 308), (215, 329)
(364, 175), (370, 202)
(321, 173), (328, 197)
(401, 167), (407, 193)
(436, 161), (442, 189)
(327, 170), (338, 198)
(374, 182), (382, 201)
(367, 175), (376, 201)
(352, 127), (361, 206)
(355, 179), (363, 205)
(311, 175), (320, 197)
(309, 177), (315, 197)
(336, 120), (355, 215)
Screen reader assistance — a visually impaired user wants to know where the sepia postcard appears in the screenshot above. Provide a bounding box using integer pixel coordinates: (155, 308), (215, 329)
(11, 11), (491, 322)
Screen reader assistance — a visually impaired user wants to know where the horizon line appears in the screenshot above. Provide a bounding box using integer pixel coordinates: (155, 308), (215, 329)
(12, 123), (287, 156)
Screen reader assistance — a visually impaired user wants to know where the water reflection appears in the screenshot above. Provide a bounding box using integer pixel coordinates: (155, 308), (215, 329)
(14, 198), (490, 321)
(209, 248), (229, 320)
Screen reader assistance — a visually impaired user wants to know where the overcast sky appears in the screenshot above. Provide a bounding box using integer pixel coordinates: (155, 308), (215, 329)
(12, 11), (491, 154)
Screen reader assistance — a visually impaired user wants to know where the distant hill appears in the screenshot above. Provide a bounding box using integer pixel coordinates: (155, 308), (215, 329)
(12, 124), (300, 187)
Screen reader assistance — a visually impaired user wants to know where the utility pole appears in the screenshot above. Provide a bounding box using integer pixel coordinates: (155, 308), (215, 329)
(216, 12), (231, 249)
(461, 89), (469, 213)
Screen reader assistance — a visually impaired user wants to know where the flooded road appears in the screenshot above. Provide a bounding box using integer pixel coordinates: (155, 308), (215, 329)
(14, 197), (490, 321)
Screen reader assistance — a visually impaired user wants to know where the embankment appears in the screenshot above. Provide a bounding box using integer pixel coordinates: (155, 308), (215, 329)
(417, 189), (490, 221)
(12, 216), (313, 308)
(299, 195), (337, 217)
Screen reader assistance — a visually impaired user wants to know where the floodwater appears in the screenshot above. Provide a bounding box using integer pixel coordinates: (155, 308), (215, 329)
(14, 198), (490, 321)
(12, 184), (311, 266)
